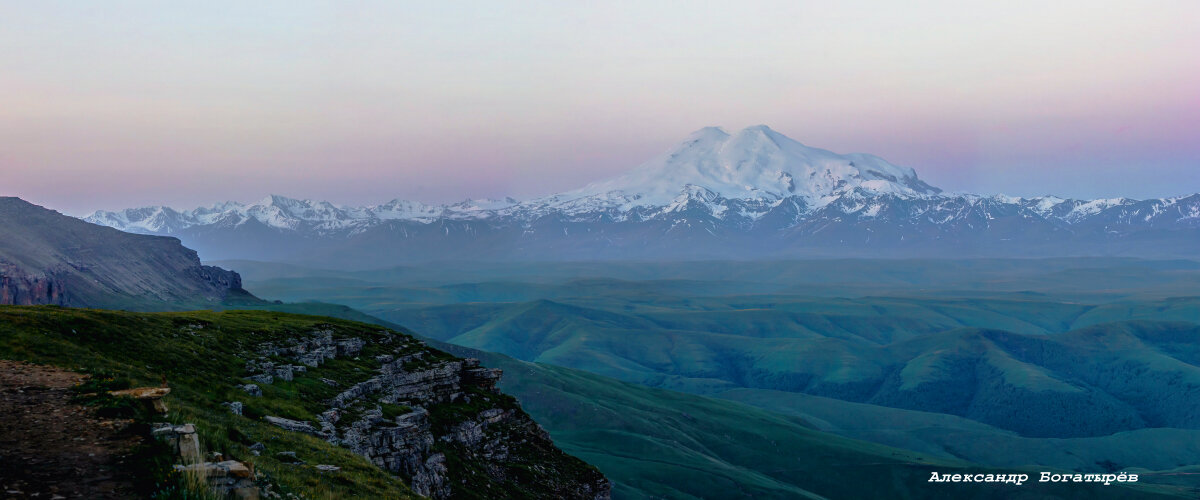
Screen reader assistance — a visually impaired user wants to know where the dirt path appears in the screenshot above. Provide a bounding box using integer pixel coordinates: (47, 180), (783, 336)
(0, 360), (140, 499)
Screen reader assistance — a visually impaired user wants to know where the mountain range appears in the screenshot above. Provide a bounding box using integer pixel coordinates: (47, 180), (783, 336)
(85, 126), (1200, 265)
(11, 193), (1184, 498)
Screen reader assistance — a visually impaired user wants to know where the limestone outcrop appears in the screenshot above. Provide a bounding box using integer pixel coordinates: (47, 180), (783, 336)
(242, 328), (610, 499)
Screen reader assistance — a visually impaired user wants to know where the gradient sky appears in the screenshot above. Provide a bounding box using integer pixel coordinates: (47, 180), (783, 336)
(2, 1), (1198, 215)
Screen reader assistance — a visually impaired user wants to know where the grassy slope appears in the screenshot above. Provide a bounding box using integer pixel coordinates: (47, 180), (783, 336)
(716, 387), (1200, 472)
(215, 302), (1198, 498)
(376, 299), (1200, 437)
(0, 305), (617, 500)
(434, 343), (1189, 499)
(219, 259), (1200, 496)
(0, 305), (424, 498)
(0, 306), (424, 499)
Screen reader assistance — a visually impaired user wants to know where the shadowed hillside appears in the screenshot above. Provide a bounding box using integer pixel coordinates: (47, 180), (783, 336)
(0, 197), (252, 309)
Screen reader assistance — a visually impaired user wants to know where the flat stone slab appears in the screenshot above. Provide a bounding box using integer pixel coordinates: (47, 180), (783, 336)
(174, 460), (253, 479)
(264, 416), (317, 434)
(108, 387), (170, 399)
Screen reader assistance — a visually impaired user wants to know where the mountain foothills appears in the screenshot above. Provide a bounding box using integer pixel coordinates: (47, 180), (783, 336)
(0, 198), (610, 499)
(0, 197), (246, 309)
(86, 126), (1200, 265)
(228, 258), (1200, 496)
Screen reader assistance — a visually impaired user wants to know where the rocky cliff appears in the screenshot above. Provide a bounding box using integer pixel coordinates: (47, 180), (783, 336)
(246, 327), (610, 499)
(0, 197), (249, 309)
(0, 307), (610, 499)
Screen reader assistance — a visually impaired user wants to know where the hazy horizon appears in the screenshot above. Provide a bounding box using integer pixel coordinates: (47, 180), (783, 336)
(3, 1), (1198, 214)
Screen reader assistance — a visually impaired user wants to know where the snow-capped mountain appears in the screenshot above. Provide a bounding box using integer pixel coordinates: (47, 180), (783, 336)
(85, 195), (523, 236)
(546, 125), (939, 211)
(86, 126), (942, 231)
(83, 125), (1199, 265)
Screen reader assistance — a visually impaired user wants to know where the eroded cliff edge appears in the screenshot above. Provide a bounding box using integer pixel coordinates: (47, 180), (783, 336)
(245, 327), (611, 499)
(0, 307), (610, 499)
(0, 197), (247, 309)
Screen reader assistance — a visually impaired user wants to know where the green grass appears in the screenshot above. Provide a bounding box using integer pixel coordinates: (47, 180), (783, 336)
(716, 387), (1200, 474)
(0, 304), (610, 499)
(378, 402), (411, 422)
(221, 258), (1200, 497)
(373, 298), (1200, 439)
(0, 306), (423, 499)
(437, 343), (1191, 499)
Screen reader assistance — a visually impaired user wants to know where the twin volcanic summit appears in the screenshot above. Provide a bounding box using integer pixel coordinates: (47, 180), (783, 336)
(88, 126), (1199, 265)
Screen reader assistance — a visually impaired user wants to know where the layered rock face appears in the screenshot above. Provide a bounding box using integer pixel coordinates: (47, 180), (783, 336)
(192, 264), (243, 292)
(246, 329), (610, 499)
(0, 197), (249, 308)
(0, 263), (66, 306)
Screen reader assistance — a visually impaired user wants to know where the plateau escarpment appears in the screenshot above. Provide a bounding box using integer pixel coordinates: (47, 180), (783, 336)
(0, 307), (610, 499)
(245, 328), (610, 499)
(0, 197), (248, 309)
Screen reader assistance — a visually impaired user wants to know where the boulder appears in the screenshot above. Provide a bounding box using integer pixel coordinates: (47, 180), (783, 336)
(247, 374), (273, 385)
(264, 416), (317, 434)
(108, 386), (171, 413)
(175, 460), (258, 499)
(151, 423), (202, 463)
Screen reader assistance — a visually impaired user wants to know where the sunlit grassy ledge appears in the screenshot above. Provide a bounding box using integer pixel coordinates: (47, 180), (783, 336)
(0, 306), (607, 499)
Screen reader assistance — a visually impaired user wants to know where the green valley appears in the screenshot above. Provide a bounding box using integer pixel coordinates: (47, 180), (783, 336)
(224, 258), (1200, 495)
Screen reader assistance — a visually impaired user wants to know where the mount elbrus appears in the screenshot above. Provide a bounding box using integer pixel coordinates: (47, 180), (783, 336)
(87, 126), (1200, 265)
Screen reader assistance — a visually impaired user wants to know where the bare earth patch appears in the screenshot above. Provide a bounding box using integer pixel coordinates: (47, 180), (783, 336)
(0, 360), (140, 499)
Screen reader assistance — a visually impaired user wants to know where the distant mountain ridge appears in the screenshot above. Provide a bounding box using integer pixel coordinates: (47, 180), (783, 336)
(83, 126), (1200, 264)
(0, 197), (249, 308)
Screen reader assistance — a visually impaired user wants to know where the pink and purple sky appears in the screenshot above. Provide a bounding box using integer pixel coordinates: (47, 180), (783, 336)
(2, 1), (1198, 215)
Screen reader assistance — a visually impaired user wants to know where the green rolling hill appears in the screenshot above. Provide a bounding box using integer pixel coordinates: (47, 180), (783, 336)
(433, 342), (1192, 499)
(222, 258), (1200, 497)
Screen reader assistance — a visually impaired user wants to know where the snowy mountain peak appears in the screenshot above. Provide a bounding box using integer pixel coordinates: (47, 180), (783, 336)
(734, 124), (782, 144)
(553, 125), (940, 209)
(688, 126), (731, 141)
